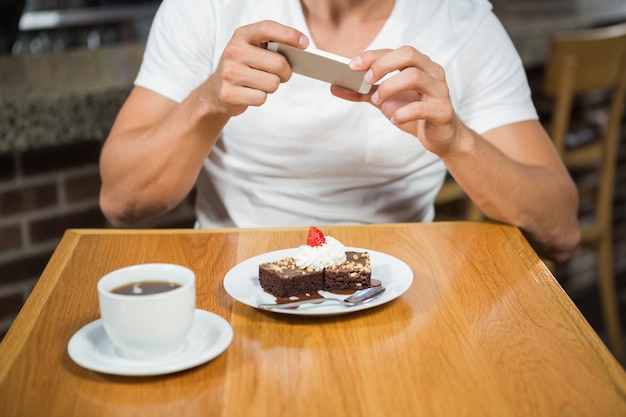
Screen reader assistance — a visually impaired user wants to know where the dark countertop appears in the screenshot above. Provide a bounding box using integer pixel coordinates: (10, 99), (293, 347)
(1, 0), (626, 154)
(0, 42), (143, 153)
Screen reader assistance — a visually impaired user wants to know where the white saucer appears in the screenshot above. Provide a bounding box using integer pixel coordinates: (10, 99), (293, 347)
(67, 309), (233, 376)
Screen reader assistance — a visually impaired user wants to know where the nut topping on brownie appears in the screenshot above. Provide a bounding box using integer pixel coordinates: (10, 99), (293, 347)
(324, 251), (371, 291)
(258, 227), (372, 298)
(259, 257), (324, 299)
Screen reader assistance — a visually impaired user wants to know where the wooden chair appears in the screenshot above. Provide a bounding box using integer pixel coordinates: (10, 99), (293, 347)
(542, 22), (626, 360)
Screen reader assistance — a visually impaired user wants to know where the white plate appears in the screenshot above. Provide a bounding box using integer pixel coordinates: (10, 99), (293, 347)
(223, 247), (413, 316)
(67, 309), (233, 376)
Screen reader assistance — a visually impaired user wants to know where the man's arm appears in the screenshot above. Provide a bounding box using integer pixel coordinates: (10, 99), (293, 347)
(99, 21), (309, 227)
(338, 47), (580, 262)
(99, 86), (226, 227)
(444, 120), (580, 263)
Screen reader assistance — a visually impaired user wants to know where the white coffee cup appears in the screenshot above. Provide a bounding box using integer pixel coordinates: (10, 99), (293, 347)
(97, 263), (196, 359)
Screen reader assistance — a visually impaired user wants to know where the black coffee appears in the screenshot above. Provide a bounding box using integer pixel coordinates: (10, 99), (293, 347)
(111, 281), (182, 296)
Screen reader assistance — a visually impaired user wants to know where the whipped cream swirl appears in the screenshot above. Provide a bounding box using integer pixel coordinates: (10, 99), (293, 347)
(294, 236), (346, 271)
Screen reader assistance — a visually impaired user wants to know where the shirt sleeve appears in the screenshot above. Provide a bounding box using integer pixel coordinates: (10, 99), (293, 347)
(134, 0), (216, 103)
(448, 11), (538, 135)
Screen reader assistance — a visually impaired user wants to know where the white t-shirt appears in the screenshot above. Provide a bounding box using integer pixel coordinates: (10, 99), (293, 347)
(135, 0), (538, 228)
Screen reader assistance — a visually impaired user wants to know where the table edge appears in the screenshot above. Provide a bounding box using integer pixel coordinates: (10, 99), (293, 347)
(0, 230), (82, 382)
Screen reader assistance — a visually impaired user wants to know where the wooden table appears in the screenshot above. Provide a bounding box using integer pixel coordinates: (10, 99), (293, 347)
(1, 223), (625, 416)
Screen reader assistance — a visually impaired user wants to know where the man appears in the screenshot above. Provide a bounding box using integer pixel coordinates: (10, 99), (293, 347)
(99, 0), (580, 262)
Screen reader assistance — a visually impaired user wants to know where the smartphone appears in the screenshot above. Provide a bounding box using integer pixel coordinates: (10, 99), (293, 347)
(267, 41), (373, 94)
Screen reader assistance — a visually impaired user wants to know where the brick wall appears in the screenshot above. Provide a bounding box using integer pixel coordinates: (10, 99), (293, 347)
(0, 140), (195, 339)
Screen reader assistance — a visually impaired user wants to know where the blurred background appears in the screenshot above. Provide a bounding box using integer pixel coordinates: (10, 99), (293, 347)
(2, 0), (157, 55)
(1, 0), (625, 358)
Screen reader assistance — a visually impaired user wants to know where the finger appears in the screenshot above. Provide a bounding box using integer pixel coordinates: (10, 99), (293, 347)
(251, 47), (295, 83)
(364, 46), (445, 84)
(222, 28), (301, 84)
(348, 49), (393, 71)
(373, 66), (442, 106)
(330, 84), (378, 102)
(221, 58), (284, 93)
(234, 20), (309, 49)
(391, 99), (454, 127)
(217, 79), (271, 108)
(218, 43), (289, 91)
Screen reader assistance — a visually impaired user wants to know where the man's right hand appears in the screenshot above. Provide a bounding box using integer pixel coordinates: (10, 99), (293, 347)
(200, 20), (310, 118)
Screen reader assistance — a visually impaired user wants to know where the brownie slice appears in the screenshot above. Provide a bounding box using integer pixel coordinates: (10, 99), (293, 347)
(258, 257), (324, 298)
(324, 251), (371, 291)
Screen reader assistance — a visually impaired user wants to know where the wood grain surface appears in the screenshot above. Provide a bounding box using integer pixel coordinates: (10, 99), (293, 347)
(1, 223), (625, 417)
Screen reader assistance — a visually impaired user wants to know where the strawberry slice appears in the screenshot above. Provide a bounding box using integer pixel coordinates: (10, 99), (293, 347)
(306, 226), (326, 247)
